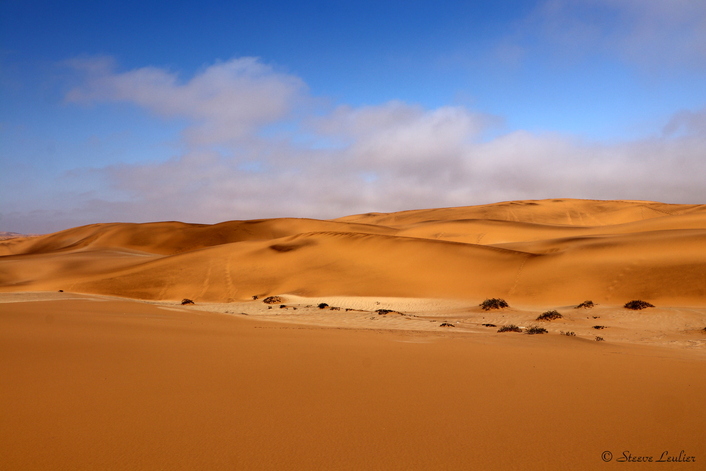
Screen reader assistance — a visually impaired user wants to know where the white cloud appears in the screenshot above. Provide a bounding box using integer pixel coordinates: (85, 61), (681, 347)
(66, 57), (307, 145)
(525, 0), (706, 69)
(6, 57), (705, 233)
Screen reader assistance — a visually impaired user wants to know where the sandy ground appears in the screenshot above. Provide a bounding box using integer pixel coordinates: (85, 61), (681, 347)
(1, 292), (705, 470)
(1, 199), (705, 469)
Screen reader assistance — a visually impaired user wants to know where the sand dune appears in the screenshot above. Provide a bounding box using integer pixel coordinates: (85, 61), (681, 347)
(1, 296), (704, 470)
(1, 198), (704, 306)
(2, 199), (705, 470)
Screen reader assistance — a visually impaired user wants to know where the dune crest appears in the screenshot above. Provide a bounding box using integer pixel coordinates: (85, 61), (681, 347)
(1, 198), (705, 306)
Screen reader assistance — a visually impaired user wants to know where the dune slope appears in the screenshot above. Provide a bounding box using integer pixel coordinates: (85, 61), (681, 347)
(1, 199), (704, 306)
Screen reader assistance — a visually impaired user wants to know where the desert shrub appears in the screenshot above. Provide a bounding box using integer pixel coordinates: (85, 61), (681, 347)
(279, 305), (286, 309)
(595, 336), (605, 342)
(440, 322), (455, 327)
(624, 300), (654, 310)
(592, 325), (607, 330)
(497, 324), (522, 333)
(560, 331), (576, 336)
(376, 309), (394, 315)
(526, 326), (548, 335)
(263, 296), (283, 304)
(482, 323), (497, 327)
(318, 303), (329, 309)
(181, 298), (194, 305)
(576, 300), (594, 309)
(537, 310), (562, 321)
(480, 298), (509, 311)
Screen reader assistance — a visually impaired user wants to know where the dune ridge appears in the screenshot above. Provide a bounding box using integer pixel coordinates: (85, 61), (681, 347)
(1, 198), (705, 306)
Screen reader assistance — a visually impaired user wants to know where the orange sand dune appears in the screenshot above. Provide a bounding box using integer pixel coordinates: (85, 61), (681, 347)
(335, 198), (705, 226)
(1, 198), (705, 306)
(2, 199), (705, 470)
(1, 297), (704, 470)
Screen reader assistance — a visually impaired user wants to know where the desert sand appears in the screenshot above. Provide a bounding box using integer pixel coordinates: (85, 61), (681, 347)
(1, 199), (705, 469)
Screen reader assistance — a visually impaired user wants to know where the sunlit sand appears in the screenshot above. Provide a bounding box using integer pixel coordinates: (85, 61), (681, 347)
(1, 199), (705, 469)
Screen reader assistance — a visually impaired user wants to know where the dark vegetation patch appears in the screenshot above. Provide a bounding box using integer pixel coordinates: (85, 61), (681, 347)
(330, 307), (340, 311)
(575, 300), (594, 309)
(181, 298), (194, 305)
(624, 300), (654, 310)
(263, 296), (283, 304)
(560, 331), (576, 336)
(526, 326), (548, 335)
(318, 303), (329, 309)
(480, 298), (509, 311)
(440, 322), (455, 327)
(376, 309), (395, 315)
(497, 324), (522, 333)
(482, 323), (497, 327)
(595, 336), (605, 342)
(536, 310), (562, 321)
(592, 325), (607, 330)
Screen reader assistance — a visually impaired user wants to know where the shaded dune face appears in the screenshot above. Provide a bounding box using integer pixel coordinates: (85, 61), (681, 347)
(1, 199), (705, 305)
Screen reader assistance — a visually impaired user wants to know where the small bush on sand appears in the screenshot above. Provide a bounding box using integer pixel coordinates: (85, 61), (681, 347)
(595, 336), (605, 342)
(526, 326), (548, 335)
(318, 303), (329, 309)
(480, 298), (509, 311)
(263, 296), (283, 304)
(440, 322), (455, 327)
(376, 309), (394, 315)
(624, 300), (654, 310)
(181, 298), (194, 305)
(560, 331), (576, 336)
(537, 310), (562, 321)
(576, 300), (594, 309)
(482, 323), (497, 327)
(497, 324), (522, 333)
(593, 325), (607, 330)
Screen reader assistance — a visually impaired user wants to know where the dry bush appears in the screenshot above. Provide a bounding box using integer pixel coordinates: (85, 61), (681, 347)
(624, 300), (654, 310)
(480, 298), (509, 311)
(537, 310), (562, 321)
(497, 324), (522, 333)
(526, 326), (548, 335)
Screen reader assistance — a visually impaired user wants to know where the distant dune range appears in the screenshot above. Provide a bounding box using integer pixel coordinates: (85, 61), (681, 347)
(2, 199), (705, 306)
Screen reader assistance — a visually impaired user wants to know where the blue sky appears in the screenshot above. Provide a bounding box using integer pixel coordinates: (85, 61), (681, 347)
(2, 0), (705, 233)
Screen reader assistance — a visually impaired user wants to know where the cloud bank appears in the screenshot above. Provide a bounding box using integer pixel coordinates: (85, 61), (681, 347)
(4, 55), (705, 234)
(526, 0), (706, 69)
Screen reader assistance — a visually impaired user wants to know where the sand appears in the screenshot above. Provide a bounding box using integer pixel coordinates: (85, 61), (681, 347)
(1, 199), (705, 469)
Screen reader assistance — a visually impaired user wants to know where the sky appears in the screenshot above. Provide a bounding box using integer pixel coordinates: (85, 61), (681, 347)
(1, 0), (705, 234)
